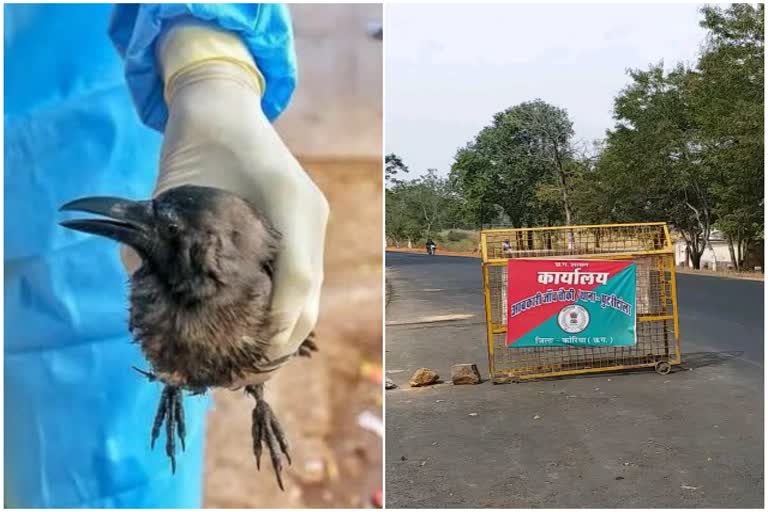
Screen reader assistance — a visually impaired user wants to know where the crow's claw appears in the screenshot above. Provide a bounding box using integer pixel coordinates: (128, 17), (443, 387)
(150, 385), (186, 473)
(132, 366), (157, 382)
(297, 333), (319, 358)
(247, 384), (290, 490)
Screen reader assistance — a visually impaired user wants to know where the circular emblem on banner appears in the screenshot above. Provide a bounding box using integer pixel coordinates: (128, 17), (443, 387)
(558, 304), (590, 333)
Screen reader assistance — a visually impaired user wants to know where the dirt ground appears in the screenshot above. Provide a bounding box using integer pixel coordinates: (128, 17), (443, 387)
(203, 159), (382, 508)
(386, 247), (481, 258)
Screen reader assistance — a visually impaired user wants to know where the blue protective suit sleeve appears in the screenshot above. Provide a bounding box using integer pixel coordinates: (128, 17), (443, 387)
(108, 3), (297, 132)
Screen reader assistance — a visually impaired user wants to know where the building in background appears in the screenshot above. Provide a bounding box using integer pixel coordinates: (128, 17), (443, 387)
(673, 230), (763, 271)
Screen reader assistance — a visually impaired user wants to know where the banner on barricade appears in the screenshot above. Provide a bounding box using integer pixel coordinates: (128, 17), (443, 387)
(506, 259), (637, 348)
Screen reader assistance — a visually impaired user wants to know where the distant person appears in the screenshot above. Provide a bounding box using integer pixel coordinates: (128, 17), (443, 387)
(426, 239), (437, 255)
(502, 239), (514, 257)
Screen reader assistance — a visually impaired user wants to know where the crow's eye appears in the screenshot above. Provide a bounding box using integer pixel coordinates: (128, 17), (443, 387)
(167, 223), (180, 235)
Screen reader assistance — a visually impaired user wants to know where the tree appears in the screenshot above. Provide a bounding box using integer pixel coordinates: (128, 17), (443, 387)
(385, 153), (410, 185)
(385, 185), (421, 247)
(516, 100), (577, 226)
(409, 169), (450, 240)
(580, 64), (716, 269)
(572, 6), (764, 270)
(449, 144), (503, 228)
(693, 4), (764, 269)
(450, 100), (577, 230)
(385, 169), (460, 246)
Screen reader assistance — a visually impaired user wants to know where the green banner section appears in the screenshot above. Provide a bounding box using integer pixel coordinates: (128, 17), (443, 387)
(510, 265), (637, 348)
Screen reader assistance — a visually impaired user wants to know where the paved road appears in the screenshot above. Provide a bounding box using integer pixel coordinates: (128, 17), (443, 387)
(385, 252), (763, 508)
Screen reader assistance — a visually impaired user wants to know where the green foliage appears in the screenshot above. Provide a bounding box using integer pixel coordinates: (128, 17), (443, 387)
(576, 63), (719, 268)
(385, 153), (410, 185)
(450, 100), (577, 228)
(446, 230), (468, 242)
(695, 4), (764, 269)
(385, 187), (421, 245)
(385, 166), (473, 245)
(414, 230), (480, 253)
(570, 4), (764, 269)
(449, 144), (502, 227)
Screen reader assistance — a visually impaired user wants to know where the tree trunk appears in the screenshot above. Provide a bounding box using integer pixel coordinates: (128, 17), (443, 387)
(690, 249), (702, 270)
(740, 239), (748, 269)
(683, 226), (708, 270)
(558, 188), (575, 250)
(726, 234), (750, 271)
(552, 147), (575, 250)
(727, 236), (738, 271)
(689, 242), (703, 269)
(557, 173), (573, 226)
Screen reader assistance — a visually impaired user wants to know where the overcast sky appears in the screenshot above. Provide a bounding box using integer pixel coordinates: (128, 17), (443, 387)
(385, 3), (708, 176)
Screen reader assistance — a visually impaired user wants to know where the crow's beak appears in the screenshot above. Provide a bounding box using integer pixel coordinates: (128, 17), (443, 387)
(59, 196), (155, 254)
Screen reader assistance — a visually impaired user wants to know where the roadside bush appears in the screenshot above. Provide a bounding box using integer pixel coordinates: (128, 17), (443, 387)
(446, 230), (468, 242)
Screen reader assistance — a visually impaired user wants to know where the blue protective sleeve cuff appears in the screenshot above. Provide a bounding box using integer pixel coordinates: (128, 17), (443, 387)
(109, 3), (297, 132)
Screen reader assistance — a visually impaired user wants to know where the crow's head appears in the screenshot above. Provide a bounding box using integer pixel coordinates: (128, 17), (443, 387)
(60, 185), (280, 302)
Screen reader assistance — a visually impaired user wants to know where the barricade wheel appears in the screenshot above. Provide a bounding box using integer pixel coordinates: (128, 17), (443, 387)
(654, 361), (671, 375)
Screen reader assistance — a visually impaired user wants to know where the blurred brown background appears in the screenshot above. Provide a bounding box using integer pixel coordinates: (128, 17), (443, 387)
(203, 4), (383, 508)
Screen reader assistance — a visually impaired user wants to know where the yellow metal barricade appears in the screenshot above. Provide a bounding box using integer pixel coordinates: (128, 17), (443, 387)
(480, 222), (681, 383)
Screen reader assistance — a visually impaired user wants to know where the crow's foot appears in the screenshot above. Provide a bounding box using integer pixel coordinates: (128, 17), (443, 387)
(150, 385), (186, 474)
(297, 332), (318, 358)
(132, 366), (157, 382)
(246, 384), (291, 490)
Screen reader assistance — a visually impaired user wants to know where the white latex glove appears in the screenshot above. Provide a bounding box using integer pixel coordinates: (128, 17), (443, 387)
(123, 22), (329, 371)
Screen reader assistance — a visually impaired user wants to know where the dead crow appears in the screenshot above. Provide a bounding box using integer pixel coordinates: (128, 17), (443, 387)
(59, 184), (317, 489)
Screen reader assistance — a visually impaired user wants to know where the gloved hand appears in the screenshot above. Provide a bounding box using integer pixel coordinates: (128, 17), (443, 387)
(122, 22), (329, 370)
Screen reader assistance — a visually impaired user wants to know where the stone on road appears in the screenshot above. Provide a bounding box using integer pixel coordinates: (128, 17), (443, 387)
(451, 363), (482, 385)
(409, 367), (440, 387)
